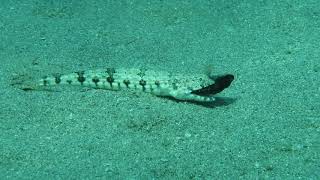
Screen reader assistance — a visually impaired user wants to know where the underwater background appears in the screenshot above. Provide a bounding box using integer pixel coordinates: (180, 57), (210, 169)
(0, 0), (319, 179)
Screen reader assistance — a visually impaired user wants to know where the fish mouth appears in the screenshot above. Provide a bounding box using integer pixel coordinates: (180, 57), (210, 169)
(191, 74), (234, 96)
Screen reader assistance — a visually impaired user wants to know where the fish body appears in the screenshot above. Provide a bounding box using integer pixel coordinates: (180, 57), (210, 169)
(24, 68), (234, 102)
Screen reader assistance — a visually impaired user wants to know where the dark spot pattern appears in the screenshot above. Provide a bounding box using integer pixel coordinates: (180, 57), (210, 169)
(42, 76), (48, 86)
(43, 79), (48, 86)
(106, 68), (116, 87)
(66, 80), (72, 84)
(155, 80), (160, 86)
(139, 79), (146, 91)
(123, 79), (130, 88)
(76, 71), (86, 85)
(92, 76), (100, 86)
(107, 76), (114, 87)
(172, 83), (178, 90)
(137, 69), (146, 78)
(54, 74), (61, 84)
(106, 68), (115, 76)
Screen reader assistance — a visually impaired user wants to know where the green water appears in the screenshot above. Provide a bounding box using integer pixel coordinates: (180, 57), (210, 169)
(0, 0), (319, 179)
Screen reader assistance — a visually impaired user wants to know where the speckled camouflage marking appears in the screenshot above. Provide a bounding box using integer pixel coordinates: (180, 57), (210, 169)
(38, 68), (233, 102)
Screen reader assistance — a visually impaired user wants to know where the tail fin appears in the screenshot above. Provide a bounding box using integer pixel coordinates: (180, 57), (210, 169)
(191, 74), (234, 96)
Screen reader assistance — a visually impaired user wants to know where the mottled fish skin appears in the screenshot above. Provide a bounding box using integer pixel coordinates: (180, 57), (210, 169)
(38, 68), (229, 102)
